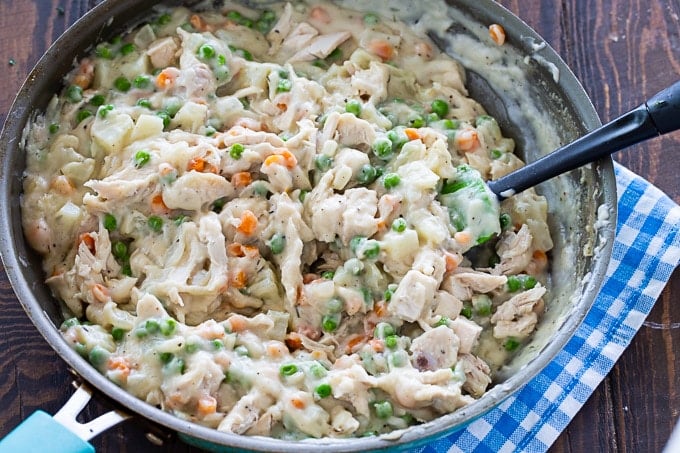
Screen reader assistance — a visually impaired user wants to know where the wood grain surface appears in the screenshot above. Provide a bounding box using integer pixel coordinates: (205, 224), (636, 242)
(0, 1), (679, 452)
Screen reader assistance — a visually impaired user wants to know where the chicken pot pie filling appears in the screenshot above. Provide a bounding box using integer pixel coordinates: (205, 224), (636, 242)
(21, 0), (553, 439)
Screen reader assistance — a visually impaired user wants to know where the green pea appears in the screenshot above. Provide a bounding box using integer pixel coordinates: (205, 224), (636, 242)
(268, 233), (286, 255)
(500, 213), (512, 229)
(504, 337), (521, 351)
(391, 218), (407, 232)
(88, 346), (110, 367)
(156, 111), (171, 128)
(390, 350), (408, 367)
(357, 164), (378, 184)
(315, 154), (333, 171)
(103, 213), (117, 231)
(111, 327), (126, 342)
(363, 13), (380, 25)
(350, 236), (366, 254)
(327, 48), (342, 60)
(345, 100), (362, 116)
(112, 241), (128, 260)
(49, 123), (60, 134)
(226, 10), (243, 21)
(280, 363), (298, 376)
(373, 400), (393, 419)
(491, 149), (503, 159)
(148, 215), (163, 232)
(431, 99), (450, 118)
(145, 319), (160, 334)
(386, 129), (407, 151)
(385, 335), (398, 349)
(473, 295), (492, 317)
(506, 275), (521, 292)
(382, 173), (400, 189)
(326, 297), (343, 313)
(159, 352), (174, 364)
(441, 179), (468, 194)
(384, 284), (397, 302)
(322, 313), (341, 332)
(361, 240), (380, 259)
(114, 76), (131, 92)
(61, 317), (80, 330)
(299, 189), (309, 203)
(374, 322), (395, 339)
(321, 270), (335, 280)
(90, 94), (106, 106)
(434, 316), (449, 327)
(134, 326), (148, 338)
(197, 43), (215, 59)
(120, 43), (135, 55)
(276, 78), (292, 93)
(315, 383), (332, 398)
(460, 304), (472, 319)
(98, 104), (114, 118)
(121, 262), (132, 277)
(76, 110), (93, 123)
(212, 339), (224, 349)
(229, 143), (245, 159)
(309, 362), (327, 378)
(134, 150), (151, 168)
(95, 45), (113, 59)
(185, 342), (199, 353)
(160, 318), (177, 336)
(137, 98), (152, 109)
(522, 275), (537, 290)
(372, 137), (393, 159)
(133, 75), (151, 89)
(156, 13), (172, 26)
(409, 115), (425, 128)
(442, 119), (459, 129)
(234, 345), (250, 356)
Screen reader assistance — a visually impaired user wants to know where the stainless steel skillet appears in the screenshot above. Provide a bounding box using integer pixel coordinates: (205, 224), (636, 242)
(0, 0), (616, 451)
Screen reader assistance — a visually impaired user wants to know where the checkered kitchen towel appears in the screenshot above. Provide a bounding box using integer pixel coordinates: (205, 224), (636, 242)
(418, 163), (680, 452)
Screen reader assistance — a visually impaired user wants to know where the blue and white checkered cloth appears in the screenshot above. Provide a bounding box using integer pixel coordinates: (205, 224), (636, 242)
(420, 163), (680, 452)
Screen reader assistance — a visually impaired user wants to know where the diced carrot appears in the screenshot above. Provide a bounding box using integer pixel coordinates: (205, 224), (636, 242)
(151, 193), (169, 215)
(50, 175), (74, 195)
(444, 250), (461, 272)
(237, 210), (258, 235)
(376, 219), (387, 231)
(266, 341), (287, 358)
(198, 322), (225, 340)
(107, 357), (131, 378)
(285, 332), (303, 351)
(533, 249), (548, 264)
(73, 58), (94, 90)
(280, 150), (298, 169)
(347, 334), (367, 352)
(404, 128), (421, 141)
(455, 129), (479, 152)
(264, 154), (285, 166)
(242, 245), (260, 258)
(197, 395), (217, 416)
(291, 397), (306, 409)
(227, 242), (245, 257)
(190, 14), (213, 32)
(276, 103), (288, 112)
(303, 273), (319, 284)
(92, 283), (110, 303)
(227, 314), (248, 332)
(374, 300), (387, 317)
(489, 24), (506, 46)
(369, 339), (384, 353)
(454, 231), (473, 246)
(310, 350), (324, 360)
(79, 233), (96, 254)
(230, 270), (248, 288)
(368, 39), (394, 61)
(309, 5), (331, 23)
(231, 171), (252, 188)
(188, 157), (205, 172)
(156, 68), (178, 90)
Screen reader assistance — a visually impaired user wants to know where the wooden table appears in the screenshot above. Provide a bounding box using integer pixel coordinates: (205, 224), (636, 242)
(1, 1), (679, 451)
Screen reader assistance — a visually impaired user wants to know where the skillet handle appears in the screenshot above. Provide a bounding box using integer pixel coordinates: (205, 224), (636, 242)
(0, 384), (128, 453)
(645, 80), (680, 134)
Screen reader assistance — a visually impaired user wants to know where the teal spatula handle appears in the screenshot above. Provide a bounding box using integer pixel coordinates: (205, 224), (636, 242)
(0, 411), (94, 453)
(0, 384), (128, 453)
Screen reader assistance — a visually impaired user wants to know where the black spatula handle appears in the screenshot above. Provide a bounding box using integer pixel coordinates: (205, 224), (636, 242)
(487, 80), (680, 200)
